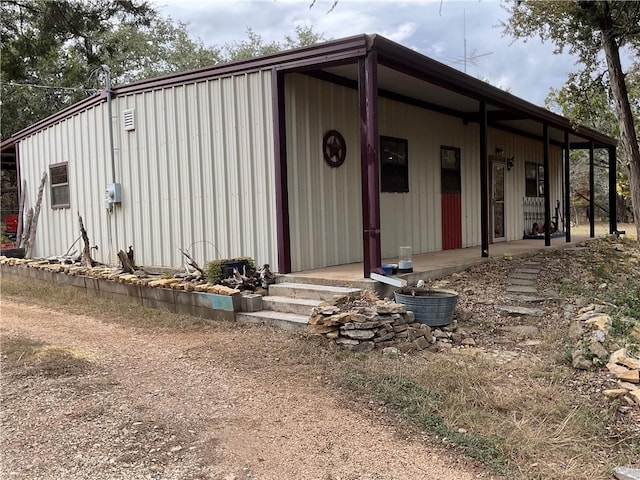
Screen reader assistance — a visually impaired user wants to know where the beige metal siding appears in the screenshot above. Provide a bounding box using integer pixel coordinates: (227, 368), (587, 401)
(19, 104), (113, 262)
(378, 98), (482, 258)
(286, 74), (362, 272)
(18, 70), (277, 268)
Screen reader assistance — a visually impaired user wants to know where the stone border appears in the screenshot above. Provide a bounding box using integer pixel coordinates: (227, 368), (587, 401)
(1, 264), (239, 322)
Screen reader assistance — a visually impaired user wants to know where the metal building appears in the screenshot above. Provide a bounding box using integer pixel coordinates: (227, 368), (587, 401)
(0, 34), (618, 277)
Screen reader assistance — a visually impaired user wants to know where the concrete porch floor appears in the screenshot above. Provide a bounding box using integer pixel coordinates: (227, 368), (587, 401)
(278, 233), (597, 291)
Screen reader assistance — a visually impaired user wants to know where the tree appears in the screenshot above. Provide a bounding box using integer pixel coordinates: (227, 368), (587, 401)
(0, 1), (325, 140)
(503, 0), (640, 244)
(0, 0), (224, 139)
(223, 26), (324, 62)
(545, 64), (639, 223)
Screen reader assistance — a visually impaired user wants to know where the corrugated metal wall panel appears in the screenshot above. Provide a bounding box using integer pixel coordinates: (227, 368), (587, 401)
(286, 74), (362, 272)
(19, 103), (113, 263)
(18, 70), (277, 269)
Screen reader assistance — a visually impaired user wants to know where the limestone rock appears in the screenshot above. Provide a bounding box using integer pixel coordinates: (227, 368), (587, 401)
(573, 354), (593, 370)
(373, 331), (395, 343)
(461, 338), (476, 346)
(414, 335), (430, 350)
(588, 341), (609, 361)
(614, 466), (640, 480)
(628, 389), (640, 406)
(607, 363), (640, 383)
(603, 388), (629, 398)
(353, 341), (374, 352)
(308, 324), (339, 334)
(591, 329), (606, 343)
(583, 313), (612, 331)
(340, 328), (375, 340)
(500, 325), (539, 338)
(382, 347), (399, 358)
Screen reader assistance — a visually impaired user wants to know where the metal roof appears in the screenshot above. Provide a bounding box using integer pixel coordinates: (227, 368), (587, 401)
(0, 33), (616, 150)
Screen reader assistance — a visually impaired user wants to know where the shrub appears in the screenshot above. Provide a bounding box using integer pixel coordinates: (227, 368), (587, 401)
(204, 257), (255, 284)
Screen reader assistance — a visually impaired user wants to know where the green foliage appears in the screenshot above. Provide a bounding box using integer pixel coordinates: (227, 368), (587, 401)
(204, 257), (256, 284)
(0, 1), (324, 139)
(341, 371), (506, 470)
(604, 279), (640, 329)
(223, 26), (324, 61)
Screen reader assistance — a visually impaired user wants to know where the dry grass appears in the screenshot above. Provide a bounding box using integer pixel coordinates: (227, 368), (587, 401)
(332, 346), (635, 480)
(1, 276), (228, 333)
(1, 335), (93, 377)
(571, 221), (637, 240)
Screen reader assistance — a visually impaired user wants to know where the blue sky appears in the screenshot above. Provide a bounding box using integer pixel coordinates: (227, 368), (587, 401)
(152, 0), (586, 107)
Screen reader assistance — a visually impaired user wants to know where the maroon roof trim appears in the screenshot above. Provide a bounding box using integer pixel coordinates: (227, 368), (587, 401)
(1, 92), (106, 149)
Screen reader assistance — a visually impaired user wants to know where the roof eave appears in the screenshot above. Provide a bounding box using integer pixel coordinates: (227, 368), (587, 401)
(369, 35), (616, 147)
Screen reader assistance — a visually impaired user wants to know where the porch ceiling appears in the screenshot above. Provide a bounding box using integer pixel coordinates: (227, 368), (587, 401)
(321, 63), (602, 147)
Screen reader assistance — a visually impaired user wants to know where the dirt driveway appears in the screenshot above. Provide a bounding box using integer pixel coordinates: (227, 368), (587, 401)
(0, 299), (491, 480)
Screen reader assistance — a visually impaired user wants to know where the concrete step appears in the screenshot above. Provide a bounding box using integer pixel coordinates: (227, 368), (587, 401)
(236, 310), (308, 331)
(269, 282), (361, 301)
(262, 295), (321, 315)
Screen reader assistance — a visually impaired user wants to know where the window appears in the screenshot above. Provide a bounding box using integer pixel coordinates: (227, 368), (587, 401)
(50, 163), (70, 208)
(440, 146), (461, 193)
(525, 162), (544, 197)
(380, 136), (409, 192)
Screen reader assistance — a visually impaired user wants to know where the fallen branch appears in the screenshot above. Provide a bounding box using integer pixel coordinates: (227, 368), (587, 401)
(20, 208), (33, 249)
(117, 249), (136, 274)
(178, 247), (205, 275)
(15, 180), (26, 247)
(78, 213), (96, 268)
(25, 172), (47, 258)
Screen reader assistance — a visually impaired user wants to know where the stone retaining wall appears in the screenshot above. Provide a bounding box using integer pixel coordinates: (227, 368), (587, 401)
(1, 261), (238, 322)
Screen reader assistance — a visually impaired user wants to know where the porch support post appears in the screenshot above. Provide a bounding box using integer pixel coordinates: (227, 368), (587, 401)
(543, 123), (551, 246)
(589, 141), (595, 238)
(358, 52), (381, 277)
(479, 100), (489, 257)
(272, 69), (291, 273)
(563, 130), (571, 242)
(608, 146), (617, 234)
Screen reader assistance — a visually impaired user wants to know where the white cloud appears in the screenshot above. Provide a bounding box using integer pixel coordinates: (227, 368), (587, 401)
(382, 22), (417, 43)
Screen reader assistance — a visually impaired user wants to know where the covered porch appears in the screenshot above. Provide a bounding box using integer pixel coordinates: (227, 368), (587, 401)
(272, 34), (619, 278)
(278, 232), (600, 290)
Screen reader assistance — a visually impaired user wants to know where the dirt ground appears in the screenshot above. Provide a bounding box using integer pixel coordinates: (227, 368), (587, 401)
(0, 300), (493, 480)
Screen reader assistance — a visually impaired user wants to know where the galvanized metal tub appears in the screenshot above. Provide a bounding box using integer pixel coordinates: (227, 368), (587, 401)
(394, 288), (458, 327)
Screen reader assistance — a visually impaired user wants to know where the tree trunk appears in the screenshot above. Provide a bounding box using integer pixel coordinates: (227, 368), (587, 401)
(15, 180), (26, 247)
(598, 2), (640, 243)
(25, 172), (47, 258)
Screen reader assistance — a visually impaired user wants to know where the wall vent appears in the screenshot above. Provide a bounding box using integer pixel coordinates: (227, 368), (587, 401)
(123, 108), (135, 131)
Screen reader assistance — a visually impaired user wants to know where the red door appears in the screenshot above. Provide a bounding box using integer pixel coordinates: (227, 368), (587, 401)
(441, 147), (462, 250)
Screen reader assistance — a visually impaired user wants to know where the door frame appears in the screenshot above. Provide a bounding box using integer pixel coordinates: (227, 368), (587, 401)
(489, 156), (506, 243)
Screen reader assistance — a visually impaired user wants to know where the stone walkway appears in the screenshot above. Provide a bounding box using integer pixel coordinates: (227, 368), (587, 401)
(498, 261), (546, 317)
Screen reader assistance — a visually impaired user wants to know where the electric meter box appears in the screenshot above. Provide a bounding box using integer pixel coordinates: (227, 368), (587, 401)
(106, 183), (122, 203)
